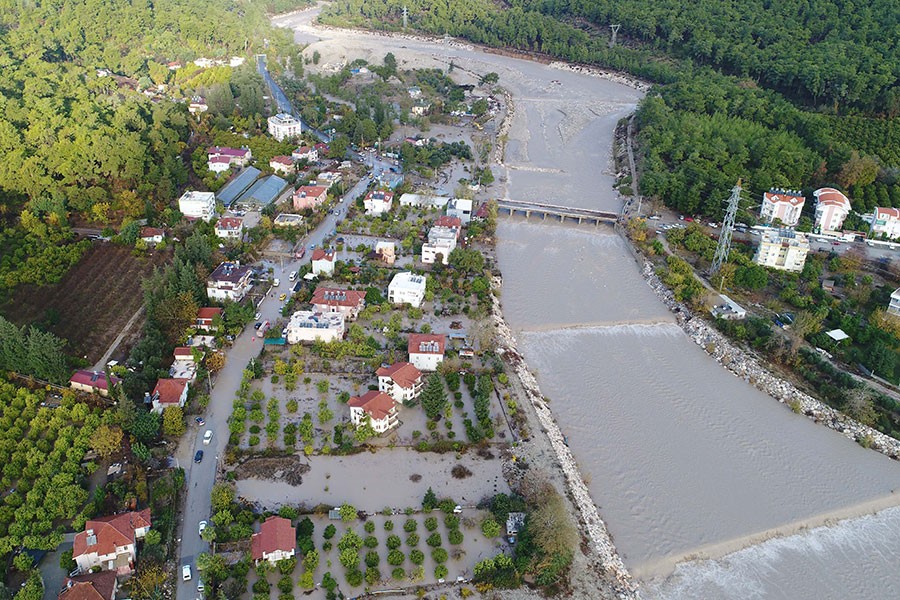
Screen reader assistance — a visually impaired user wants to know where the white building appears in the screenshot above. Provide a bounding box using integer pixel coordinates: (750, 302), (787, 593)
(292, 146), (318, 163)
(251, 517), (296, 565)
(760, 189), (805, 226)
(267, 113), (302, 141)
(348, 391), (398, 433)
(446, 198), (473, 224)
(285, 311), (344, 344)
(214, 216), (244, 239)
(364, 190), (395, 216)
(150, 378), (190, 414)
(710, 295), (747, 320)
(178, 191), (216, 221)
(376, 362), (424, 405)
(408, 333), (446, 371)
(310, 287), (367, 320)
(888, 288), (900, 317)
(206, 261), (253, 301)
(399, 193), (450, 208)
(421, 226), (458, 265)
(388, 272), (427, 308)
(73, 510), (151, 576)
(269, 156), (294, 175)
(871, 207), (900, 240)
(813, 188), (852, 233)
(311, 248), (335, 277)
(753, 229), (810, 272)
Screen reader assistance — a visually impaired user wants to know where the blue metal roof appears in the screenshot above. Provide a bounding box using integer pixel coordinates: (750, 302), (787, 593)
(216, 167), (261, 206)
(235, 174), (288, 207)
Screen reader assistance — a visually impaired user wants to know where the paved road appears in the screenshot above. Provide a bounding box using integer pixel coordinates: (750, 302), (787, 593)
(174, 173), (373, 598)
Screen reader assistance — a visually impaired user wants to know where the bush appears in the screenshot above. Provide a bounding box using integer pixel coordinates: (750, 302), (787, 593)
(481, 518), (501, 538)
(322, 572), (337, 592)
(445, 514), (460, 529)
(386, 534), (401, 549)
(431, 547), (448, 563)
(277, 575), (293, 593)
(424, 517), (438, 531)
(324, 524), (336, 539)
(384, 519), (394, 531)
(403, 518), (417, 532)
(345, 569), (363, 586)
(426, 532), (442, 547)
(365, 550), (380, 568)
(364, 535), (378, 548)
(365, 566), (381, 585)
(409, 549), (425, 565)
(448, 528), (463, 545)
(406, 533), (419, 546)
(392, 566), (405, 580)
(387, 549), (405, 566)
(248, 435), (260, 446)
(277, 557), (297, 575)
(252, 578), (270, 594)
(435, 564), (449, 579)
(339, 503), (358, 522)
(364, 521), (375, 533)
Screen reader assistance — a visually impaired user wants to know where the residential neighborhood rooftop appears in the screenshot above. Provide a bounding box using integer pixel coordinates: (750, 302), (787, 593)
(348, 390), (396, 421)
(408, 333), (446, 355)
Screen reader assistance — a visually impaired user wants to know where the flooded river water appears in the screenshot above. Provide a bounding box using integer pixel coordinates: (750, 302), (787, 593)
(277, 10), (900, 598)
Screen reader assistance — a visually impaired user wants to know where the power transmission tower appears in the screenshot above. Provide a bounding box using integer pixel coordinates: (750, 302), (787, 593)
(609, 24), (621, 48)
(710, 180), (743, 278)
(402, 5), (408, 29)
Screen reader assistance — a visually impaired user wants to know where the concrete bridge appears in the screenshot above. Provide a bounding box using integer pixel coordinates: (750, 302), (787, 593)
(496, 199), (620, 225)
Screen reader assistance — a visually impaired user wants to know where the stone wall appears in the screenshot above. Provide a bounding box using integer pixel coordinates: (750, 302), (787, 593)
(639, 260), (900, 461)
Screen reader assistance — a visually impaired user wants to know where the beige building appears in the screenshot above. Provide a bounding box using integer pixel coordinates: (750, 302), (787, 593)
(753, 229), (810, 272)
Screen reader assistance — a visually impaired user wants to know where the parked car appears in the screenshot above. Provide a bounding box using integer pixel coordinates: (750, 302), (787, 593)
(254, 322), (262, 330)
(254, 312), (261, 320)
(203, 430), (213, 445)
(279, 293), (287, 301)
(194, 450), (204, 463)
(273, 278), (280, 287)
(289, 271), (297, 282)
(194, 417), (205, 426)
(309, 243), (316, 250)
(182, 565), (192, 581)
(198, 521), (207, 536)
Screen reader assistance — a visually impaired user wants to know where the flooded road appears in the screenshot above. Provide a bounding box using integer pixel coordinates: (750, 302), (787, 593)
(277, 9), (900, 597)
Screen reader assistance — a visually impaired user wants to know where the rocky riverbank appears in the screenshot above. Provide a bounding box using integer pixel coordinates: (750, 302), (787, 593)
(489, 277), (640, 599)
(638, 259), (900, 461)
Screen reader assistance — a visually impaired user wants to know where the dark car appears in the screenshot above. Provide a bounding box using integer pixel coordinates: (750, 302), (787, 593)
(194, 417), (205, 426)
(194, 450), (204, 463)
(254, 322), (262, 330)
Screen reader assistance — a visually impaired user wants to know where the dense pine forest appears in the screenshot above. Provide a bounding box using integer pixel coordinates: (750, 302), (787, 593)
(320, 0), (899, 217)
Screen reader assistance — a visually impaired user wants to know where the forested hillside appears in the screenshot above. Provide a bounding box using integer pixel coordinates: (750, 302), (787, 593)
(321, 0), (899, 218)
(0, 0), (303, 295)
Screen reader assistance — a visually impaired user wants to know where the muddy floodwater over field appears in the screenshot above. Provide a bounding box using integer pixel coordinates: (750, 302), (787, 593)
(275, 9), (900, 597)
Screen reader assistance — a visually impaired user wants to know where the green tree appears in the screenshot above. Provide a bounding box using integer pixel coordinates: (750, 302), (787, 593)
(419, 374), (447, 419)
(90, 424), (123, 459)
(161, 405), (186, 436)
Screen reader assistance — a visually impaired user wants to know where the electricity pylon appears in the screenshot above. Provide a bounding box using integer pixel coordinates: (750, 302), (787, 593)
(710, 181), (743, 278)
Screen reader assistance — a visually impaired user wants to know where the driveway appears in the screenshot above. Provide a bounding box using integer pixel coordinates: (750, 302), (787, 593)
(40, 533), (75, 600)
(175, 174), (373, 597)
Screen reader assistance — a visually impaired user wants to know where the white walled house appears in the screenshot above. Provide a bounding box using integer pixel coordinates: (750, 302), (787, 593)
(760, 189), (805, 226)
(140, 227), (165, 244)
(150, 378), (190, 413)
(267, 113), (302, 141)
(269, 155), (295, 175)
(871, 207), (900, 240)
(215, 216), (244, 239)
(251, 516), (296, 565)
(178, 191), (216, 221)
(311, 248), (335, 276)
(446, 198), (473, 224)
(753, 229), (810, 272)
(348, 391), (398, 433)
(73, 510), (151, 576)
(206, 261), (253, 302)
(388, 272), (426, 308)
(408, 333), (446, 371)
(376, 362), (423, 405)
(364, 190), (394, 216)
(285, 311), (344, 344)
(813, 188), (852, 233)
(292, 146), (318, 163)
(888, 288), (900, 317)
(310, 287), (367, 321)
(421, 225), (458, 265)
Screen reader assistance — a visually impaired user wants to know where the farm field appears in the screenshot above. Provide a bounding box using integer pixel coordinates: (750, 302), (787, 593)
(1, 243), (168, 363)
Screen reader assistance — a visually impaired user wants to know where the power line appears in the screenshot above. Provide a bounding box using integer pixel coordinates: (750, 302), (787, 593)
(710, 180), (742, 278)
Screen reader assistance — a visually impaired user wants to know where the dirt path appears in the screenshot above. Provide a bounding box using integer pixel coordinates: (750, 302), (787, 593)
(92, 304), (145, 370)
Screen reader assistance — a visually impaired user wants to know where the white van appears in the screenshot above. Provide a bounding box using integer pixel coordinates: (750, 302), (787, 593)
(182, 565), (192, 581)
(273, 278), (280, 287)
(289, 271), (297, 282)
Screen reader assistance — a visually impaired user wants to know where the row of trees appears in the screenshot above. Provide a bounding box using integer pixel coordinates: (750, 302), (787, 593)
(0, 316), (70, 383)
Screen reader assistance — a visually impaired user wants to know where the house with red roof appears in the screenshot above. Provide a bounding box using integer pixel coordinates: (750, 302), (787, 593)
(760, 189), (805, 227)
(150, 378), (190, 413)
(196, 307), (223, 331)
(364, 190), (394, 216)
(207, 146), (251, 172)
(140, 227), (165, 245)
(293, 185), (329, 211)
(310, 286), (366, 321)
(215, 216), (244, 240)
(871, 207), (900, 240)
(58, 570), (118, 600)
(292, 145), (318, 163)
(348, 390), (398, 433)
(408, 333), (446, 371)
(251, 516), (296, 564)
(269, 155), (295, 176)
(376, 362), (423, 404)
(69, 370), (121, 398)
(813, 188), (852, 233)
(311, 248), (335, 277)
(73, 509), (151, 576)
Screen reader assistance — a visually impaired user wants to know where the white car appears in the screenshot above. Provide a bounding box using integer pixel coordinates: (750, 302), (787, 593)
(273, 278), (280, 287)
(182, 565), (192, 581)
(199, 520), (207, 536)
(254, 312), (261, 320)
(289, 270), (297, 281)
(203, 430), (213, 445)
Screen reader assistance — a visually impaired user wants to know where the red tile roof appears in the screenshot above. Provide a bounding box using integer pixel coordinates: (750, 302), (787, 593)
(294, 145), (315, 155)
(216, 217), (243, 230)
(270, 155), (294, 166)
(208, 146), (249, 158)
(814, 187), (851, 208)
(197, 307), (223, 322)
(69, 370), (121, 391)
(294, 185), (328, 198)
(763, 191), (804, 206)
(73, 510), (151, 561)
(311, 248), (334, 262)
(311, 287), (366, 308)
(875, 207), (900, 220)
(435, 215), (462, 229)
(59, 571), (117, 600)
(174, 347), (195, 359)
(152, 378), (189, 405)
(251, 516), (296, 560)
(348, 390), (396, 421)
(208, 156), (232, 164)
(376, 362), (422, 389)
(408, 333), (446, 356)
(366, 190), (394, 203)
(140, 227), (165, 238)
